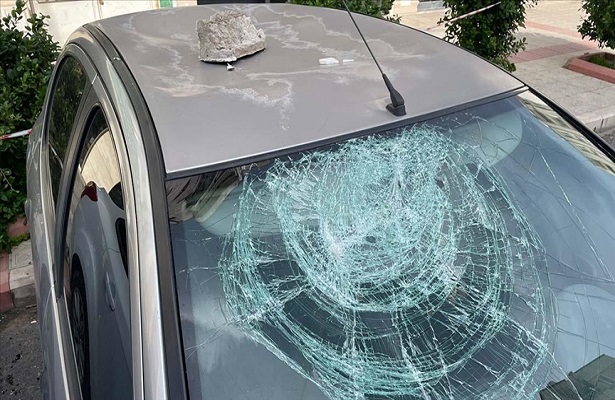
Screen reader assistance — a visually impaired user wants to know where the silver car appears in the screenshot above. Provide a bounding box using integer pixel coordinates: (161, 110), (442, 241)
(26, 4), (615, 400)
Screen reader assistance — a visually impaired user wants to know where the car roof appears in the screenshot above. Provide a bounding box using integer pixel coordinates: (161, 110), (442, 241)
(91, 4), (524, 177)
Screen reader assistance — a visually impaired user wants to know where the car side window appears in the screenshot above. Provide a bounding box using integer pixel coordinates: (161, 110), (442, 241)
(47, 56), (88, 205)
(63, 107), (132, 399)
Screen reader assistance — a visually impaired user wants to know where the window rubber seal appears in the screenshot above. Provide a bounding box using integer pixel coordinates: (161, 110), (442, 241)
(83, 23), (189, 400)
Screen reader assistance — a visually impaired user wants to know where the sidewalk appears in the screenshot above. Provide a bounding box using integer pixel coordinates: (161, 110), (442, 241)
(392, 0), (615, 141)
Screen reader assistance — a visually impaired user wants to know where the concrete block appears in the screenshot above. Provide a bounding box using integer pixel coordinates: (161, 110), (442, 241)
(11, 284), (36, 308)
(9, 240), (33, 270)
(9, 265), (34, 290)
(197, 11), (266, 63)
(9, 265), (36, 308)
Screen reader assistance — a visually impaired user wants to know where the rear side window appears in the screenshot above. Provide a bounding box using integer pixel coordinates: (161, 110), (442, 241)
(47, 56), (88, 204)
(63, 107), (132, 399)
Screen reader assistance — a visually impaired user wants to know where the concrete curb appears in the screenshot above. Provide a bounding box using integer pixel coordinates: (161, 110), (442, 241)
(0, 251), (13, 312)
(0, 246), (36, 312)
(578, 106), (615, 135)
(562, 54), (615, 135)
(1, 218), (35, 313)
(565, 56), (615, 85)
(8, 241), (36, 309)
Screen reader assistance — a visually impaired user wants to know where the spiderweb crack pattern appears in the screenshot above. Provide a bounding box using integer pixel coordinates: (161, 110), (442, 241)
(219, 128), (554, 399)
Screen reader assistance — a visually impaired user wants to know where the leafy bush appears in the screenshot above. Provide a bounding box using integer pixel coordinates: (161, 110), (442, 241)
(579, 0), (615, 50)
(441, 0), (537, 72)
(588, 55), (614, 69)
(0, 0), (59, 250)
(289, 0), (400, 22)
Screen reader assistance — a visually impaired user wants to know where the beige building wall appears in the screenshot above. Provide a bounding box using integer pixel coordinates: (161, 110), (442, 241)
(0, 0), (34, 31)
(1, 0), (197, 46)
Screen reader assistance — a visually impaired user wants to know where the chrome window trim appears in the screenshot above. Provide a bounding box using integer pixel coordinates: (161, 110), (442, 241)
(109, 68), (168, 400)
(68, 28), (167, 400)
(96, 66), (150, 400)
(90, 73), (142, 397)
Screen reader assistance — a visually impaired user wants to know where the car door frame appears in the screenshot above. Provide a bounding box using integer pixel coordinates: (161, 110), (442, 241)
(32, 43), (95, 400)
(65, 26), (183, 400)
(49, 38), (141, 399)
(58, 25), (190, 400)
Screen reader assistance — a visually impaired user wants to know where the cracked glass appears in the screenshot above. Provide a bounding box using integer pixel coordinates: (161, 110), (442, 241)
(167, 92), (615, 400)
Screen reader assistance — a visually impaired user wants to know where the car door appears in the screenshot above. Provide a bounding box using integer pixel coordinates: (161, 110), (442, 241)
(29, 33), (147, 399)
(54, 87), (133, 399)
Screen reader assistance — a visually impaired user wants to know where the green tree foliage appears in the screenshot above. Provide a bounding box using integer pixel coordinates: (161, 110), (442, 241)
(289, 0), (400, 22)
(579, 0), (615, 49)
(441, 0), (537, 72)
(0, 0), (59, 250)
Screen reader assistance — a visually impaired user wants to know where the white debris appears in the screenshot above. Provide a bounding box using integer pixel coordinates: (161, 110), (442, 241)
(319, 57), (339, 65)
(227, 63), (235, 71)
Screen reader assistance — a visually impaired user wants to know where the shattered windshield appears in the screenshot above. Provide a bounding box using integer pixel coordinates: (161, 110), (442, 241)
(167, 92), (615, 400)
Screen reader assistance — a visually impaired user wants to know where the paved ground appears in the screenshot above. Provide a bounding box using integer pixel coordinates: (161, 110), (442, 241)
(0, 306), (43, 400)
(392, 0), (615, 145)
(603, 127), (615, 147)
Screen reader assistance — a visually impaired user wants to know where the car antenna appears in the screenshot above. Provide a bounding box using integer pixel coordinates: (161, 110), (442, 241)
(340, 0), (406, 117)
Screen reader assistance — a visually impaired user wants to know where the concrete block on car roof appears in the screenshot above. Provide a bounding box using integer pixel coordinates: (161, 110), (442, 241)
(197, 11), (266, 63)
